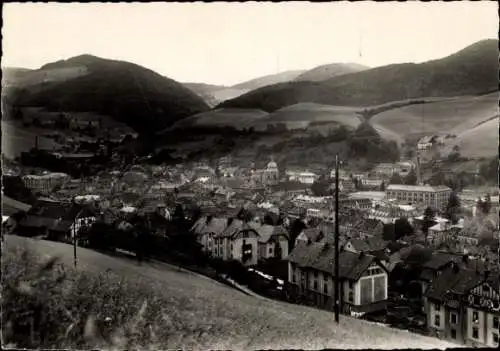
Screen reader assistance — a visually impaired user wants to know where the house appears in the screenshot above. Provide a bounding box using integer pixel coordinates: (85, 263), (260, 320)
(344, 237), (390, 262)
(191, 216), (260, 266)
(16, 200), (97, 241)
(22, 172), (71, 195)
(247, 222), (289, 261)
(418, 136), (434, 151)
(425, 264), (499, 348)
(287, 243), (389, 315)
(418, 252), (461, 296)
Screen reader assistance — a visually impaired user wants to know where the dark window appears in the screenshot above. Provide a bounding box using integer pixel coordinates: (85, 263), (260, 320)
(348, 291), (354, 303)
(435, 304), (441, 311)
(434, 315), (440, 327)
(472, 327), (479, 339)
(493, 333), (498, 344)
(451, 313), (457, 324)
(349, 281), (354, 289)
(451, 329), (456, 339)
(494, 316), (499, 329)
(323, 282), (328, 294)
(313, 280), (318, 290)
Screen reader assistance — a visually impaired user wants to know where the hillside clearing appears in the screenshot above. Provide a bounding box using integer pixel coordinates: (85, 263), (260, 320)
(442, 117), (499, 158)
(4, 236), (459, 350)
(370, 93), (498, 138)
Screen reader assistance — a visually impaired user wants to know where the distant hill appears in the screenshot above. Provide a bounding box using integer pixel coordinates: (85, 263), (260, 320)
(219, 39), (499, 112)
(295, 63), (369, 82)
(183, 82), (249, 107)
(7, 55), (210, 135)
(231, 70), (306, 90)
(2, 67), (33, 87)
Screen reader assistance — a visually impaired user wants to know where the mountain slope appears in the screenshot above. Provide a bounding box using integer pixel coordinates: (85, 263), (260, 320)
(231, 70), (306, 90)
(220, 39), (499, 112)
(295, 63), (369, 82)
(9, 55), (210, 135)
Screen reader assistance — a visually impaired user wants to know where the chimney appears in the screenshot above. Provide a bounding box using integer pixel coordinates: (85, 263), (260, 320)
(416, 150), (422, 185)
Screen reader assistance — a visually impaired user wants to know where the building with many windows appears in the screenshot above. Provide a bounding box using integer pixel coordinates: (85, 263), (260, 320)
(385, 184), (452, 210)
(287, 242), (389, 315)
(425, 263), (499, 348)
(22, 173), (71, 195)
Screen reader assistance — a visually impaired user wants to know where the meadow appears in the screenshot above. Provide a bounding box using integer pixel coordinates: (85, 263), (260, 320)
(3, 235), (458, 350)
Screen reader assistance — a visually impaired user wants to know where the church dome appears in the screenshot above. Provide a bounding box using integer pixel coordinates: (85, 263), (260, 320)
(267, 161), (278, 169)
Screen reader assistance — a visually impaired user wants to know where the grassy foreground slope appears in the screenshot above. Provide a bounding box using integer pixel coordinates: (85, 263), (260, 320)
(3, 236), (458, 350)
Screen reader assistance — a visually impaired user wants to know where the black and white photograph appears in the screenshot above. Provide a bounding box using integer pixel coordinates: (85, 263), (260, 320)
(1, 2), (499, 350)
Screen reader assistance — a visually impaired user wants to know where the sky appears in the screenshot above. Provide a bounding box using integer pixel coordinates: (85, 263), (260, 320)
(2, 2), (498, 86)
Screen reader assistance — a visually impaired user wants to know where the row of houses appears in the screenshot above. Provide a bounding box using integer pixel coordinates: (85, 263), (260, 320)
(191, 215), (290, 265)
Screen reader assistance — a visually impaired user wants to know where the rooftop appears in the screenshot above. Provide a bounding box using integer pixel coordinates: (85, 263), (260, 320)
(386, 184), (451, 192)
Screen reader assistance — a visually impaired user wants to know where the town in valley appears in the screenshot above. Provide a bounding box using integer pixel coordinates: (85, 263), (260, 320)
(2, 2), (498, 350)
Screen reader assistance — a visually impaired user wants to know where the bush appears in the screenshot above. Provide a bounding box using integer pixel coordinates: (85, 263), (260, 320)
(2, 246), (167, 349)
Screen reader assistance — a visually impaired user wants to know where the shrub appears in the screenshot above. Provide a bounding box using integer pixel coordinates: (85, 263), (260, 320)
(2, 246), (167, 349)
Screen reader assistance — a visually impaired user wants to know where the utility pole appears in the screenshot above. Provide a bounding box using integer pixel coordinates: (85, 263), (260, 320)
(334, 155), (340, 324)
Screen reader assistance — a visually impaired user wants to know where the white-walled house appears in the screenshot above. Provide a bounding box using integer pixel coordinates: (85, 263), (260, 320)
(191, 216), (260, 266)
(287, 242), (389, 315)
(424, 264), (499, 348)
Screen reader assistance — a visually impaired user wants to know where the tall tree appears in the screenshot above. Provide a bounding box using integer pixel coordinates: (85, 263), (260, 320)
(445, 192), (461, 224)
(422, 207), (436, 241)
(404, 169), (418, 185)
(389, 172), (404, 185)
(394, 217), (414, 240)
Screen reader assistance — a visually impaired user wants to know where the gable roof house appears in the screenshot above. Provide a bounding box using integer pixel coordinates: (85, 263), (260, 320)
(424, 264), (499, 348)
(248, 222), (290, 261)
(287, 243), (389, 315)
(191, 216), (260, 266)
(16, 200), (97, 242)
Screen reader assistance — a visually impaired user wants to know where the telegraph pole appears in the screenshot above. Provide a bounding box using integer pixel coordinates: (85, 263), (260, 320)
(334, 155), (340, 324)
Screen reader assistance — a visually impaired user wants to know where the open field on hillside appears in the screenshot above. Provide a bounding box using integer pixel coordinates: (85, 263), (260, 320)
(370, 93), (498, 138)
(2, 66), (89, 89)
(4, 236), (458, 350)
(1, 120), (60, 159)
(173, 108), (269, 130)
(251, 103), (363, 132)
(442, 118), (499, 158)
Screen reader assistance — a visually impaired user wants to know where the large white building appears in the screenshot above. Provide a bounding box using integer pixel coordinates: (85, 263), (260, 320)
(385, 184), (452, 210)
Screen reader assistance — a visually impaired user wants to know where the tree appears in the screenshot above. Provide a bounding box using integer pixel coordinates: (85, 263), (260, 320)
(389, 173), (403, 185)
(445, 192), (461, 224)
(289, 218), (306, 250)
(422, 207), (436, 239)
(404, 169), (418, 185)
(394, 217), (414, 240)
(476, 194), (491, 216)
(311, 175), (330, 197)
